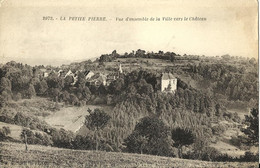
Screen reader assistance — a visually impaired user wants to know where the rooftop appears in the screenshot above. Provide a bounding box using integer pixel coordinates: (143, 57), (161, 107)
(162, 73), (176, 80)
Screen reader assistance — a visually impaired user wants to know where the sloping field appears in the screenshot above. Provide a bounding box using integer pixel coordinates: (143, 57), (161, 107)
(210, 141), (245, 157)
(0, 142), (258, 168)
(227, 109), (249, 120)
(0, 122), (23, 140)
(11, 97), (61, 117)
(43, 105), (113, 132)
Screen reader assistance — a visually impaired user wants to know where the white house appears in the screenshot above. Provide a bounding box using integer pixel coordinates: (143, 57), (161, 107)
(57, 70), (64, 77)
(161, 73), (177, 92)
(65, 70), (74, 78)
(87, 73), (107, 86)
(85, 71), (95, 80)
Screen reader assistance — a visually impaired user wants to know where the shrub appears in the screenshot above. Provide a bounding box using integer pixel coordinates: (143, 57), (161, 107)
(72, 135), (95, 150)
(239, 151), (259, 162)
(230, 135), (248, 150)
(0, 115), (13, 123)
(13, 112), (50, 132)
(13, 93), (22, 101)
(184, 146), (236, 162)
(211, 124), (226, 135)
(50, 128), (74, 148)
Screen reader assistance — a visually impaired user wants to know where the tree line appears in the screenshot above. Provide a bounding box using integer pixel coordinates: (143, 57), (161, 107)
(99, 49), (181, 62)
(185, 63), (258, 103)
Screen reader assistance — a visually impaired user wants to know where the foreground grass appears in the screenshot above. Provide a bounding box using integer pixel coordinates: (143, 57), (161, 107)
(0, 142), (258, 168)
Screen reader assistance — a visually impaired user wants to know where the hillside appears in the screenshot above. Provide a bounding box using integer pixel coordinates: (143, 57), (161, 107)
(0, 98), (251, 158)
(43, 105), (113, 132)
(0, 52), (258, 166)
(0, 142), (258, 168)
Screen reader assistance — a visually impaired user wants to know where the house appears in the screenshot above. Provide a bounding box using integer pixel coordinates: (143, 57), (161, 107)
(72, 70), (80, 85)
(57, 70), (64, 77)
(87, 73), (107, 86)
(84, 70), (95, 80)
(161, 73), (177, 92)
(33, 68), (43, 78)
(65, 70), (74, 78)
(61, 69), (79, 85)
(39, 68), (53, 78)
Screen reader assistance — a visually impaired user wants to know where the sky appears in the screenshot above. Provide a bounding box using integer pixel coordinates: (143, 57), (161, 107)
(0, 0), (258, 66)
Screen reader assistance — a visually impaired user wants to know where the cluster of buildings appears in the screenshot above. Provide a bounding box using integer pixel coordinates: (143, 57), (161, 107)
(34, 64), (177, 93)
(34, 64), (123, 87)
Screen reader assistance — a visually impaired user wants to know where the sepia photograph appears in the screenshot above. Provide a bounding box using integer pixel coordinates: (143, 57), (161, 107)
(0, 0), (258, 167)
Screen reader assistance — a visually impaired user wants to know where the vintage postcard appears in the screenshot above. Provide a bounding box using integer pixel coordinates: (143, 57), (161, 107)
(0, 0), (258, 167)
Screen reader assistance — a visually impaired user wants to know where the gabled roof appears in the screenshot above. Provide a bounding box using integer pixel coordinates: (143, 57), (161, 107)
(88, 73), (107, 85)
(84, 70), (94, 76)
(65, 70), (74, 77)
(39, 68), (47, 72)
(162, 73), (176, 80)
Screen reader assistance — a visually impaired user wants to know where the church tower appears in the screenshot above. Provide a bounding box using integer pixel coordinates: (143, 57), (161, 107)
(119, 64), (123, 74)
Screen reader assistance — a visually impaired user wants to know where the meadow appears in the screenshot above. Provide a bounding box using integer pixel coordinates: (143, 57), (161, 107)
(0, 142), (258, 168)
(43, 105), (113, 132)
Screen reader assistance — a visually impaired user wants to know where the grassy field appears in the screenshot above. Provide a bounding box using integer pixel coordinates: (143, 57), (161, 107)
(0, 142), (258, 168)
(10, 97), (61, 117)
(43, 105), (113, 132)
(210, 141), (245, 157)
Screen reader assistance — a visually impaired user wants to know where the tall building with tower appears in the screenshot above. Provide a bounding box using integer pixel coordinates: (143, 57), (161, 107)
(119, 64), (123, 74)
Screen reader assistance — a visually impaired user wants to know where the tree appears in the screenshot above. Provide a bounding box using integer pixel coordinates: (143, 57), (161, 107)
(241, 108), (259, 146)
(35, 79), (48, 96)
(80, 86), (91, 102)
(0, 95), (6, 107)
(20, 128), (33, 151)
(60, 91), (70, 104)
(124, 116), (174, 156)
(98, 84), (107, 95)
(109, 78), (125, 95)
(0, 77), (12, 100)
(124, 132), (149, 154)
(24, 84), (36, 99)
(0, 77), (12, 93)
(69, 94), (79, 106)
(215, 103), (222, 117)
(48, 88), (60, 102)
(0, 126), (11, 140)
(64, 75), (74, 88)
(85, 108), (111, 150)
(171, 127), (195, 158)
(46, 73), (64, 89)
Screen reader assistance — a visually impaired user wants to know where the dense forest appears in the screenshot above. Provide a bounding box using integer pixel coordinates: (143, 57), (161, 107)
(185, 63), (258, 102)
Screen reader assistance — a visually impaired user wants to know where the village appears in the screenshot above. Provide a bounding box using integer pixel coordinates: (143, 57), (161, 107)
(34, 63), (178, 93)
